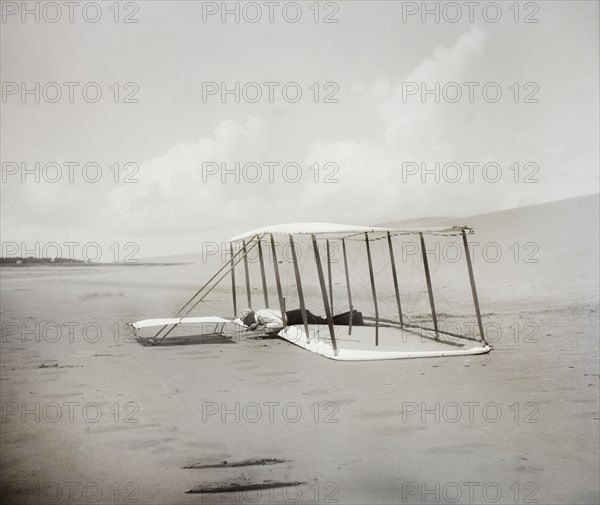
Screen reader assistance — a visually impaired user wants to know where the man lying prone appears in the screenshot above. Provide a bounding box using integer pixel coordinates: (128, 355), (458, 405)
(238, 307), (364, 335)
(239, 308), (284, 334)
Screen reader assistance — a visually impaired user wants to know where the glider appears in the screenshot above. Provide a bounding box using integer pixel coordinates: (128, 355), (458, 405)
(129, 223), (490, 361)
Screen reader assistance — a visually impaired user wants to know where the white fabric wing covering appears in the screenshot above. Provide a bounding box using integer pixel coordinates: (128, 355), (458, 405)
(278, 325), (491, 361)
(130, 316), (233, 330)
(229, 222), (472, 243)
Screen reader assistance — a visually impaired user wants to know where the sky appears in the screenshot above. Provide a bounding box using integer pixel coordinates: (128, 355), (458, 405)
(1, 0), (599, 260)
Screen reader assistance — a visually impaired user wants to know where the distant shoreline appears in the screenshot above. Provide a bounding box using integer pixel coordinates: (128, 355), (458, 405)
(0, 259), (188, 267)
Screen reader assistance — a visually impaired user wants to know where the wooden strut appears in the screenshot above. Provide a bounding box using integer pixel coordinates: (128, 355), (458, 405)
(387, 232), (404, 327)
(365, 233), (379, 346)
(230, 243), (237, 318)
(312, 234), (338, 354)
(243, 240), (252, 308)
(462, 229), (486, 344)
(341, 238), (353, 336)
(154, 236), (263, 341)
(289, 235), (310, 343)
(282, 297), (286, 326)
(257, 239), (269, 307)
(420, 232), (439, 339)
(326, 239), (333, 314)
(270, 234), (287, 327)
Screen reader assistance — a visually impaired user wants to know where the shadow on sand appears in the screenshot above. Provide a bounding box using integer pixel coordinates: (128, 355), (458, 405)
(136, 333), (238, 347)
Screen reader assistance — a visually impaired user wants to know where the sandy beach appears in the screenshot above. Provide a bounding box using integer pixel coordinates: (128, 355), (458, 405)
(1, 194), (598, 505)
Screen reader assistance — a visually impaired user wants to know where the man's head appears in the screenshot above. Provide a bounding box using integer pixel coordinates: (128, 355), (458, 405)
(239, 308), (255, 327)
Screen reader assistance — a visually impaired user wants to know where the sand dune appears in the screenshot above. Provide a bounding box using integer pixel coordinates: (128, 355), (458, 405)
(1, 195), (598, 504)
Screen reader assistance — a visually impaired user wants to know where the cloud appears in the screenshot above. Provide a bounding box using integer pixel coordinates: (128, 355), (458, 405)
(304, 26), (493, 221)
(105, 26), (494, 238)
(106, 116), (272, 237)
(380, 26), (488, 153)
(5, 20), (594, 259)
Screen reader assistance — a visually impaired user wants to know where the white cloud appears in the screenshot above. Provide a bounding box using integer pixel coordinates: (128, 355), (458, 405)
(304, 26), (493, 221)
(108, 27), (495, 238)
(107, 116), (272, 237)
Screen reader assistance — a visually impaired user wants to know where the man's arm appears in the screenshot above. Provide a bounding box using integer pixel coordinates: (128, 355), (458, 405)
(255, 309), (284, 331)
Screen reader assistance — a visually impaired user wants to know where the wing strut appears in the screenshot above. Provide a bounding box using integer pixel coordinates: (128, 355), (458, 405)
(365, 233), (379, 346)
(341, 238), (353, 336)
(289, 234), (310, 342)
(312, 234), (338, 355)
(387, 231), (404, 327)
(270, 234), (287, 327)
(326, 239), (333, 314)
(462, 229), (486, 343)
(257, 239), (269, 307)
(152, 236), (262, 341)
(420, 232), (439, 339)
(230, 243), (237, 317)
(242, 240), (252, 308)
